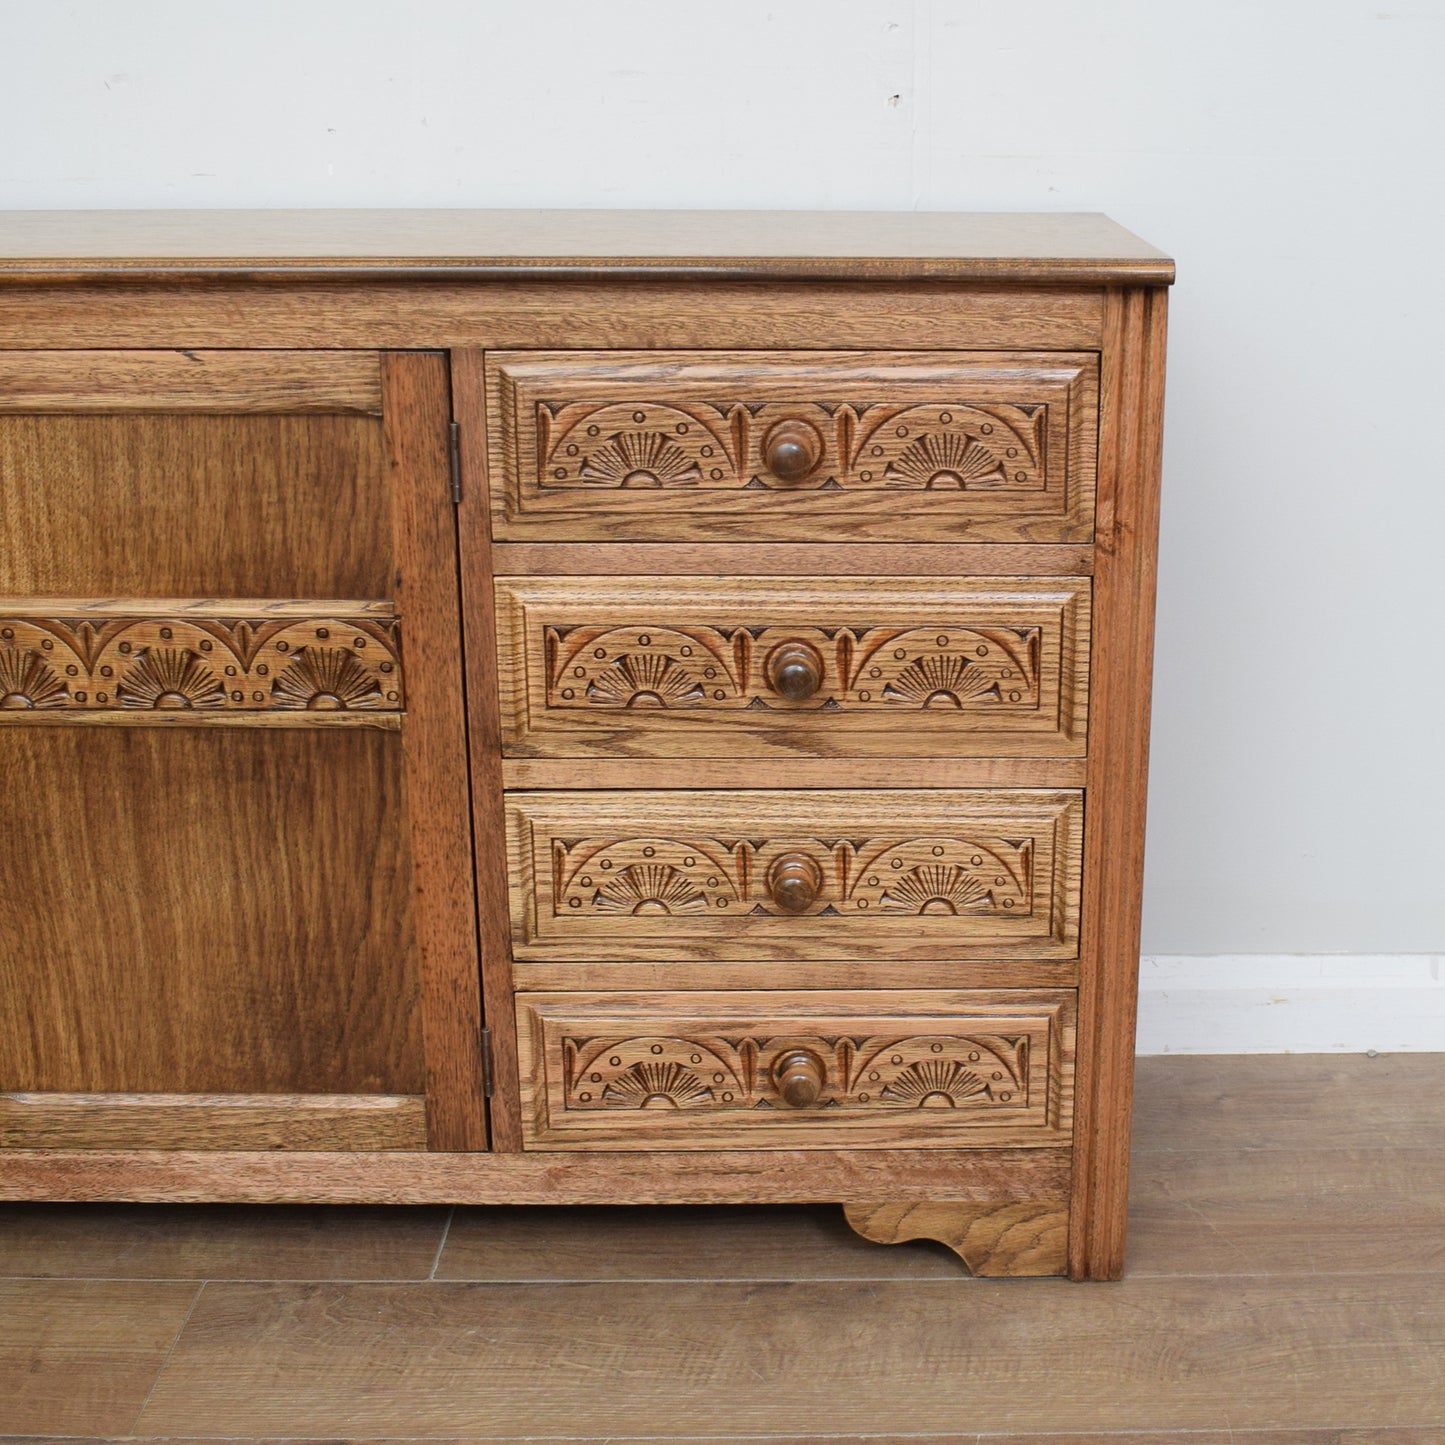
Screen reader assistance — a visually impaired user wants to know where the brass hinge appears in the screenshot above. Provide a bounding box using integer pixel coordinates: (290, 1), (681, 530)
(480, 1026), (494, 1098)
(448, 420), (462, 504)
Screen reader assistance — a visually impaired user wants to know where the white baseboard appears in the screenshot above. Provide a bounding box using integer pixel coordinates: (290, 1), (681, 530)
(1134, 955), (1445, 1054)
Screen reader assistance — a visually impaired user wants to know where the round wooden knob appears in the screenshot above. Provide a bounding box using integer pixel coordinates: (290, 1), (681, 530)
(766, 851), (824, 913)
(773, 1049), (826, 1108)
(763, 419), (823, 482)
(766, 640), (824, 701)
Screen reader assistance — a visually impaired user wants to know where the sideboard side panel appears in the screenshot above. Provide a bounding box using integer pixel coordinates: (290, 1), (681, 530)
(1070, 286), (1168, 1279)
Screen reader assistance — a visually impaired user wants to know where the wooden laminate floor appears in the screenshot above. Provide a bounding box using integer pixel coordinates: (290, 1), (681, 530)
(1, 1054), (1443, 1443)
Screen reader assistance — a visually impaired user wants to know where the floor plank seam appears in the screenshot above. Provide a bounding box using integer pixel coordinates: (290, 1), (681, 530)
(125, 1277), (206, 1436)
(428, 1204), (455, 1280)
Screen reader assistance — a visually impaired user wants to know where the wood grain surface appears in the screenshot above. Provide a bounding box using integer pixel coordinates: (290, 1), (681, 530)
(844, 1199), (1068, 1275)
(0, 1093), (427, 1152)
(0, 411), (391, 596)
(0, 349), (381, 413)
(0, 1279), (199, 1436)
(9, 1432), (1437, 1445)
(451, 347), (523, 1153)
(0, 280), (1109, 353)
(0, 728), (422, 1097)
(1068, 286), (1169, 1279)
(381, 353), (488, 1152)
(436, 1203), (968, 1281)
(0, 1146), (1069, 1205)
(0, 1203), (450, 1281)
(491, 541), (1096, 576)
(494, 574), (1090, 761)
(501, 754), (1089, 792)
(1132, 1051), (1445, 1151)
(127, 1274), (1445, 1436)
(0, 208), (1175, 283)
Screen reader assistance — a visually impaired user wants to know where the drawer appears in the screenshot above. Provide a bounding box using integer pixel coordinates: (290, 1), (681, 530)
(506, 789), (1083, 962)
(496, 575), (1089, 761)
(487, 350), (1098, 542)
(515, 989), (1074, 1149)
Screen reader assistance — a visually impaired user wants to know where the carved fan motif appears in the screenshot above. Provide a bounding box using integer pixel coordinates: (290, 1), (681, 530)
(580, 431), (703, 488)
(271, 647), (383, 711)
(881, 654), (999, 707)
(585, 653), (706, 708)
(879, 863), (993, 915)
(601, 1060), (715, 1108)
(591, 863), (710, 915)
(117, 648), (226, 710)
(884, 432), (1007, 489)
(0, 648), (69, 709)
(880, 1060), (992, 1107)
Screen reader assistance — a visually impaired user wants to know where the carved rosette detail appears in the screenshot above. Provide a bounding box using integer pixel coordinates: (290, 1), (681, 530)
(561, 1032), (1029, 1113)
(0, 616), (403, 714)
(544, 624), (1040, 713)
(536, 399), (1046, 492)
(552, 835), (1032, 919)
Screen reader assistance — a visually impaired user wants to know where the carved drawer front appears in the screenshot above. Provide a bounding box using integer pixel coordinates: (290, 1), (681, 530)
(515, 989), (1074, 1150)
(496, 575), (1089, 761)
(507, 789), (1083, 962)
(487, 350), (1098, 542)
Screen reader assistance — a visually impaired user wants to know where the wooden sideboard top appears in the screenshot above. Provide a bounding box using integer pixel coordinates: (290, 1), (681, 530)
(0, 209), (1174, 285)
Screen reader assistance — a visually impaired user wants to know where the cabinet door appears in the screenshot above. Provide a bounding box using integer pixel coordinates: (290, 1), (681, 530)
(0, 351), (486, 1151)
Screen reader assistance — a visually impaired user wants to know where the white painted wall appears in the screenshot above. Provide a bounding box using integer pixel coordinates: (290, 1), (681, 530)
(2, 2), (1442, 1044)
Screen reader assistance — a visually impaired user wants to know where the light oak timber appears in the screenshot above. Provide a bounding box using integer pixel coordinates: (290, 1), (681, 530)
(0, 208), (1174, 284)
(0, 596), (398, 617)
(506, 788), (1084, 964)
(514, 989), (1074, 1152)
(453, 346), (524, 1152)
(39, 1436), (1445, 1445)
(0, 1146), (1071, 1204)
(492, 540), (1096, 576)
(0, 280), (1107, 352)
(0, 709), (402, 729)
(495, 574), (1090, 762)
(1068, 287), (1168, 1281)
(0, 728), (422, 1097)
(382, 353), (488, 1152)
(511, 958), (1079, 993)
(0, 349), (381, 413)
(0, 409), (392, 597)
(502, 755), (1090, 790)
(844, 1199), (1069, 1276)
(486, 349), (1099, 544)
(0, 1092), (428, 1151)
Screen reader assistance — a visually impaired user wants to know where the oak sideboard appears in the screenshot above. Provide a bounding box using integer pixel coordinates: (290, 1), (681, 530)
(0, 210), (1172, 1278)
